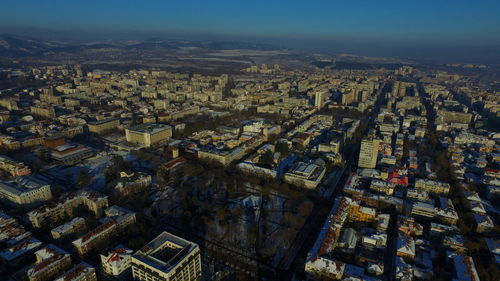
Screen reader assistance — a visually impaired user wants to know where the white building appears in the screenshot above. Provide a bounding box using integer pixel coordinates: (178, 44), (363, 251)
(284, 161), (326, 189)
(131, 231), (201, 281)
(100, 245), (133, 277)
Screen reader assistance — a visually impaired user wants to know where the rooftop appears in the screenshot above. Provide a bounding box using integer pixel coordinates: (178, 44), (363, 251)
(127, 123), (171, 134)
(27, 244), (70, 277)
(54, 262), (95, 281)
(452, 255), (480, 281)
(0, 175), (50, 196)
(51, 217), (85, 235)
(101, 245), (133, 268)
(88, 118), (119, 126)
(73, 219), (116, 247)
(133, 231), (198, 274)
(0, 237), (42, 261)
(28, 190), (107, 218)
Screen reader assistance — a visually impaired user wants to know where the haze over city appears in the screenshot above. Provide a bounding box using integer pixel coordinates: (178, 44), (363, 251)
(1, 0), (500, 63)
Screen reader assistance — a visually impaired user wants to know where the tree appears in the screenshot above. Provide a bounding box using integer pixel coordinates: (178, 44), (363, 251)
(116, 155), (133, 170)
(76, 169), (91, 189)
(258, 150), (274, 167)
(128, 237), (146, 250)
(298, 201), (314, 217)
(275, 142), (291, 156)
(222, 76), (235, 98)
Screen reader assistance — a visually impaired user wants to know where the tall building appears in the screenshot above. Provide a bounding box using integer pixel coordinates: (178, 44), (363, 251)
(315, 91), (326, 109)
(341, 90), (357, 105)
(358, 138), (380, 169)
(125, 123), (172, 147)
(131, 231), (201, 281)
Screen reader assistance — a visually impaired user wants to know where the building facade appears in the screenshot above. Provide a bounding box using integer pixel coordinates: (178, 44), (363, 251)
(54, 262), (97, 281)
(358, 138), (380, 169)
(28, 190), (108, 228)
(131, 231), (202, 281)
(125, 123), (172, 147)
(0, 176), (52, 208)
(88, 118), (120, 134)
(27, 245), (72, 281)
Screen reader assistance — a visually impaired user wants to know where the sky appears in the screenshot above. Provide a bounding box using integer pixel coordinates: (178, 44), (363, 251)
(1, 0), (500, 63)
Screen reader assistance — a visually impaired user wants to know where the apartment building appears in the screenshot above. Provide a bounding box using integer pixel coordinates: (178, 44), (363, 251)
(30, 105), (56, 118)
(27, 244), (72, 281)
(411, 202), (436, 218)
(54, 262), (97, 281)
(358, 138), (380, 169)
(73, 206), (136, 255)
(131, 231), (202, 281)
(51, 217), (86, 240)
(414, 178), (450, 195)
(100, 245), (134, 278)
(0, 155), (31, 177)
(28, 190), (108, 228)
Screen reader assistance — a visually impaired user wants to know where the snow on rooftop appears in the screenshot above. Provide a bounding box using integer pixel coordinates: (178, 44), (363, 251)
(54, 262), (95, 281)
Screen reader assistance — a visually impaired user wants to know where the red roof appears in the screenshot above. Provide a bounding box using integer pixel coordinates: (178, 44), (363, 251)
(81, 220), (115, 243)
(34, 257), (57, 272)
(388, 171), (408, 186)
(64, 264), (88, 281)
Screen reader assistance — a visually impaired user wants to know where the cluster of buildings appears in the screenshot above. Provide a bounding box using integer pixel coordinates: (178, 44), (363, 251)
(0, 211), (43, 264)
(304, 68), (499, 280)
(0, 61), (497, 280)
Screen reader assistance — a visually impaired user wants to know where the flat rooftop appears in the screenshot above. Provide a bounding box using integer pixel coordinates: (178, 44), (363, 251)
(127, 123), (171, 134)
(0, 176), (49, 196)
(88, 118), (119, 126)
(51, 217), (85, 234)
(133, 231), (198, 273)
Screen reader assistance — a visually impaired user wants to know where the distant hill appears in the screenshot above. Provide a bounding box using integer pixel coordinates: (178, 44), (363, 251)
(0, 34), (69, 56)
(0, 34), (283, 58)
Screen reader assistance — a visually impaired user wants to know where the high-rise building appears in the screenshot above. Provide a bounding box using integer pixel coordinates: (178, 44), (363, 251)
(315, 91), (326, 109)
(131, 231), (201, 281)
(358, 138), (380, 169)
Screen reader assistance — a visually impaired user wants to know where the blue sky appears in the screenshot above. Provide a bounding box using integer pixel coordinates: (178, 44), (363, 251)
(1, 0), (499, 62)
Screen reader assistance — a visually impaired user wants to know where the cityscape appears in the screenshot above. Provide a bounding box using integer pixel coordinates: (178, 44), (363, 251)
(0, 1), (499, 281)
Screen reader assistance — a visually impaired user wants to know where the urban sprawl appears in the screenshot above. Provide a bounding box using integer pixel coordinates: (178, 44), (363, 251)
(0, 63), (498, 281)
